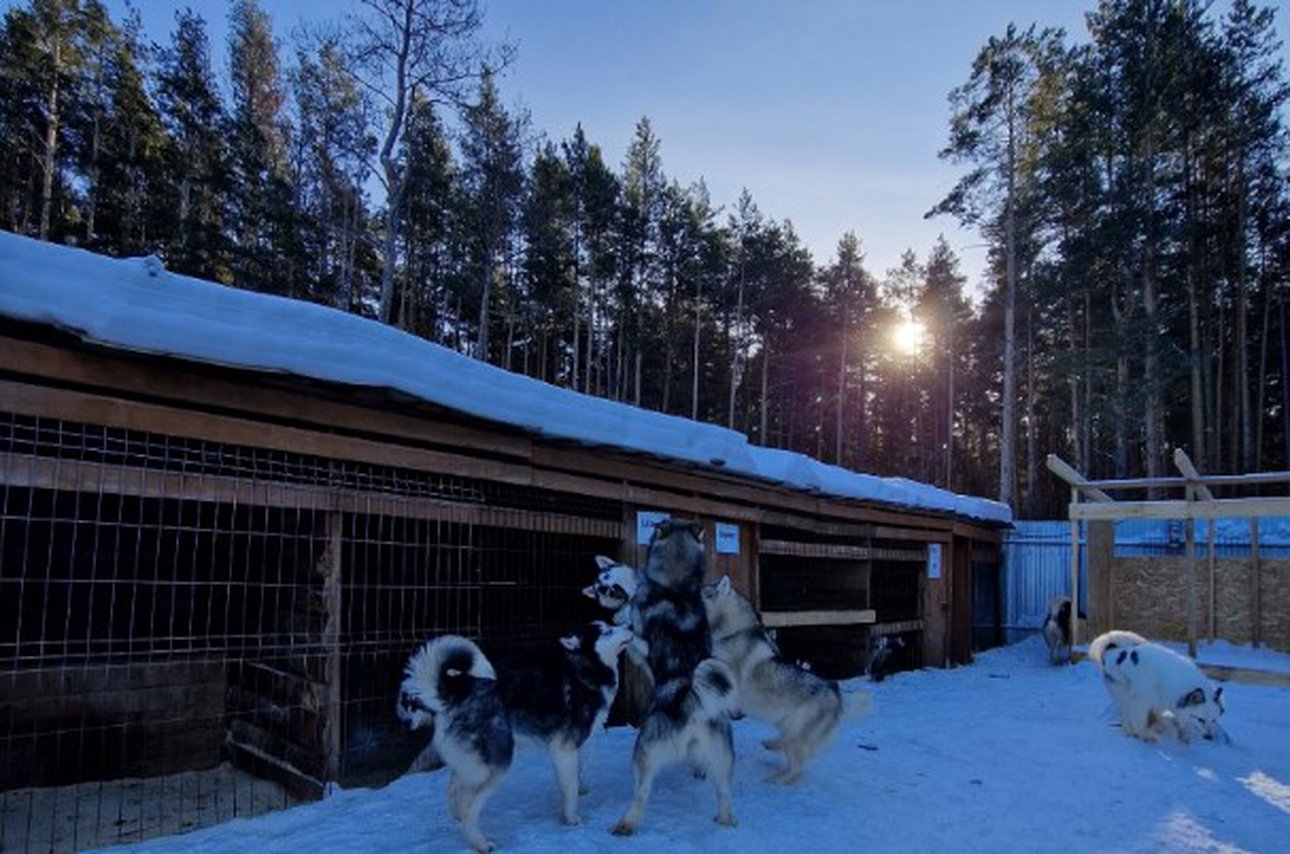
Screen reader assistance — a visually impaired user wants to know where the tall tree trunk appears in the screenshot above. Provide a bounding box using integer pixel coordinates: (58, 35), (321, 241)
(633, 349), (642, 407)
(691, 278), (701, 420)
(999, 90), (1018, 509)
(760, 345), (770, 445)
(835, 327), (847, 465)
(728, 259), (746, 429)
(946, 320), (955, 487)
(477, 246), (492, 360)
(1237, 166), (1253, 472)
(1025, 307), (1037, 517)
(39, 39), (62, 241)
(1255, 261), (1270, 471)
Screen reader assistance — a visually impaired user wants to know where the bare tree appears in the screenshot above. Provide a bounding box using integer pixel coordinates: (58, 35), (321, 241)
(347, 0), (510, 325)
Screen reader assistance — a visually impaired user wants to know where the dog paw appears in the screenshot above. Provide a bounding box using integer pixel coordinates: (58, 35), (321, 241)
(611, 821), (636, 837)
(562, 813), (582, 827)
(714, 814), (738, 827)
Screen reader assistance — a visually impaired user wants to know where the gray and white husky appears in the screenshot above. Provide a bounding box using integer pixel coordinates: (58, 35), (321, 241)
(399, 621), (634, 850)
(702, 574), (872, 783)
(1089, 630), (1226, 743)
(612, 519), (740, 836)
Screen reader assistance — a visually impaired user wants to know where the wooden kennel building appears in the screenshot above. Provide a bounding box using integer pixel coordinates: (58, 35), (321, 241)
(0, 236), (1007, 852)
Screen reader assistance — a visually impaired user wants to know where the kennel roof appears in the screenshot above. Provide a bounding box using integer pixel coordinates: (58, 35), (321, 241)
(0, 231), (1010, 525)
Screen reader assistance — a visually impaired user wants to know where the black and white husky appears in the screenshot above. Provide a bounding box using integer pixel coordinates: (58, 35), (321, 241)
(612, 519), (740, 836)
(703, 575), (872, 783)
(582, 555), (639, 626)
(1089, 630), (1226, 743)
(399, 621), (634, 850)
(1041, 596), (1085, 664)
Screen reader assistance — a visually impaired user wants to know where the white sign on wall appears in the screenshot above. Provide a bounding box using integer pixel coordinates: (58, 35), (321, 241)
(715, 522), (740, 555)
(927, 543), (942, 579)
(636, 510), (670, 545)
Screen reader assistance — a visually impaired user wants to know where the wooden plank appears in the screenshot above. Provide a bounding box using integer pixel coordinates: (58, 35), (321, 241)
(1087, 521), (1114, 638)
(760, 609), (876, 628)
(0, 336), (536, 462)
(1069, 497), (1290, 521)
(0, 378), (534, 486)
(319, 511), (343, 783)
(870, 619), (924, 635)
(1173, 448), (1216, 502)
(2, 338), (1009, 532)
(1046, 454), (1113, 501)
(1253, 517), (1262, 648)
(760, 540), (871, 560)
(1185, 485), (1198, 658)
(0, 451), (621, 538)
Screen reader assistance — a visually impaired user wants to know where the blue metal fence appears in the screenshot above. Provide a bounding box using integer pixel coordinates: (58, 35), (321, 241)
(1001, 518), (1290, 643)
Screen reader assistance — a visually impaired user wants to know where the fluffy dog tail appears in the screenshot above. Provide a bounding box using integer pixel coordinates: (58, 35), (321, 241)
(693, 658), (740, 719)
(397, 635), (496, 728)
(841, 688), (873, 721)
(1088, 629), (1148, 668)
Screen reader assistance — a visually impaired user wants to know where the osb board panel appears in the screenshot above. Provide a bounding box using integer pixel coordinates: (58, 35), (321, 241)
(1109, 558), (1290, 652)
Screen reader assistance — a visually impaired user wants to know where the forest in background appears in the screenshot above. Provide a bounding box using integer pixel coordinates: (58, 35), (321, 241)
(1, 0), (1287, 517)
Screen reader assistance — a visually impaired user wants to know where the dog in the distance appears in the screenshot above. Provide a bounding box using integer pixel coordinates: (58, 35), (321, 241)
(867, 634), (907, 682)
(1088, 630), (1226, 743)
(1042, 596), (1086, 664)
(703, 574), (872, 784)
(398, 621), (634, 850)
(613, 519), (740, 836)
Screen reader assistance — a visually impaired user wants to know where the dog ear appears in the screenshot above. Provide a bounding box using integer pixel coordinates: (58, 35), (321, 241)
(1214, 686), (1224, 711)
(595, 555), (615, 570)
(717, 574), (732, 595)
(559, 634), (581, 651)
(581, 584), (598, 599)
(1177, 687), (1206, 708)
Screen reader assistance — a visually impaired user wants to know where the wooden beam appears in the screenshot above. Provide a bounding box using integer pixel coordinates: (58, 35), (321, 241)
(1069, 496), (1290, 521)
(869, 619), (924, 635)
(1070, 489), (1081, 649)
(1185, 483), (1198, 658)
(318, 511), (342, 784)
(760, 609), (876, 628)
(760, 540), (870, 560)
(1046, 454), (1114, 502)
(0, 452), (622, 538)
(1173, 448), (1216, 502)
(1253, 517), (1262, 649)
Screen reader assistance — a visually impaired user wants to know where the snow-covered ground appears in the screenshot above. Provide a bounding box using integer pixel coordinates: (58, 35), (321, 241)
(96, 637), (1290, 854)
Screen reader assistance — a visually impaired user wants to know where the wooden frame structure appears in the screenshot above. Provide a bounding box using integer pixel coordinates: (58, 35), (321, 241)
(1047, 449), (1290, 656)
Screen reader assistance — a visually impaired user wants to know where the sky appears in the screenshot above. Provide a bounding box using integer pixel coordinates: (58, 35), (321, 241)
(57, 1), (1276, 296)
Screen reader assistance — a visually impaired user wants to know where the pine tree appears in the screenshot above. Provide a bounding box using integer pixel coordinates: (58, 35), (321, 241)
(155, 9), (231, 281)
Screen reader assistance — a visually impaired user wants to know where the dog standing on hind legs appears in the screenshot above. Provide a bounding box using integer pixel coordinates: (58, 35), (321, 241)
(612, 519), (739, 836)
(703, 574), (872, 784)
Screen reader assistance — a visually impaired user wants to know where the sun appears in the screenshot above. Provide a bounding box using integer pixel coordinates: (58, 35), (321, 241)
(891, 318), (926, 356)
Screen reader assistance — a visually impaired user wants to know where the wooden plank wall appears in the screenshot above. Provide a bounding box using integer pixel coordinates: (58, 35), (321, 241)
(1109, 557), (1290, 652)
(0, 662), (225, 790)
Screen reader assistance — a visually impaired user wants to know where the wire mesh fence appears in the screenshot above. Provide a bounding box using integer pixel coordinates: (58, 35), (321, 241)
(0, 410), (621, 852)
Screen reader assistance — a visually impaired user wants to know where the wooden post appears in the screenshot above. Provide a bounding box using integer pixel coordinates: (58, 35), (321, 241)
(1185, 485), (1198, 658)
(1087, 521), (1114, 637)
(1207, 518), (1216, 643)
(1252, 516), (1262, 648)
(320, 509), (343, 786)
(1069, 487), (1081, 649)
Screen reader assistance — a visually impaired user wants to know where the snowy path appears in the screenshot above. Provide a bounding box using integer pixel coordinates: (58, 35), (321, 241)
(98, 638), (1290, 853)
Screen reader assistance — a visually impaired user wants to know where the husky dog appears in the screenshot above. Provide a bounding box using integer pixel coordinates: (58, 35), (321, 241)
(867, 634), (907, 682)
(398, 636), (511, 853)
(582, 555), (640, 626)
(1041, 596), (1086, 664)
(1089, 631), (1226, 743)
(613, 519), (740, 836)
(703, 575), (872, 783)
(399, 622), (634, 848)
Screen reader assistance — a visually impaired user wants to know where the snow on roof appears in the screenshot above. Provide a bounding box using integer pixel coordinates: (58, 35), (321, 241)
(0, 231), (1010, 525)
